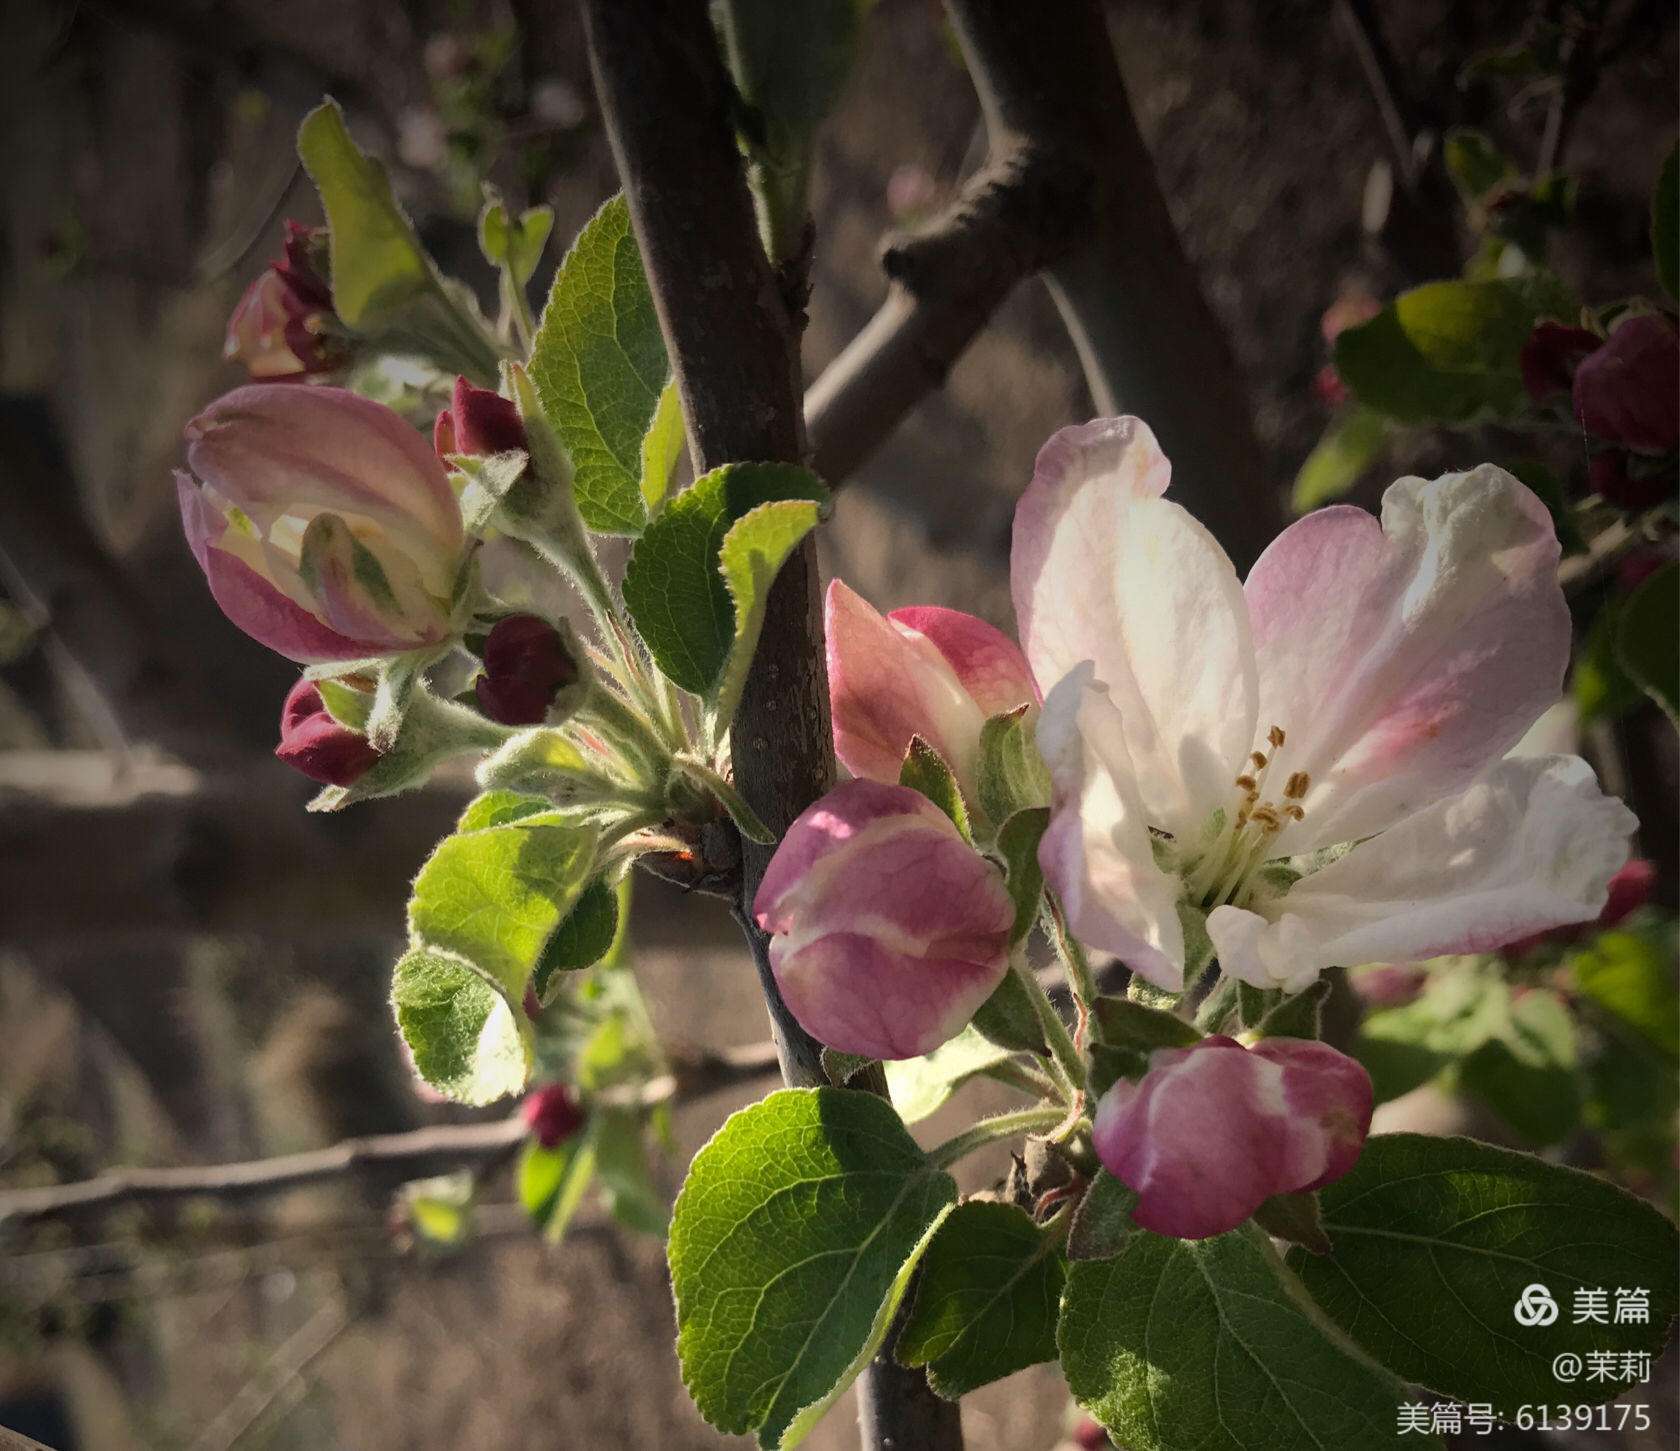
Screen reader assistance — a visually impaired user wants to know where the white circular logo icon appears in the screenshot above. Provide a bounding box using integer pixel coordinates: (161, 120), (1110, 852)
(1513, 1283), (1559, 1327)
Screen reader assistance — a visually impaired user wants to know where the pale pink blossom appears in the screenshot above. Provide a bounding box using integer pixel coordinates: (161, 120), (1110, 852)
(179, 385), (466, 662)
(1015, 417), (1636, 994)
(826, 579), (1036, 794)
(1092, 1034), (1373, 1239)
(753, 780), (1015, 1060)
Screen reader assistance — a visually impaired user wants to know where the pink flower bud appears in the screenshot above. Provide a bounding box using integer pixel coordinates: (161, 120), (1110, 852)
(1071, 1418), (1110, 1451)
(1573, 313), (1679, 455)
(224, 222), (343, 379)
(1599, 857), (1656, 927)
(1520, 321), (1600, 404)
(474, 614), (579, 725)
(275, 678), (380, 786)
(179, 385), (465, 662)
(1350, 963), (1427, 1007)
(1092, 1034), (1372, 1240)
(826, 579), (1037, 796)
(433, 376), (527, 459)
(521, 1083), (585, 1148)
(753, 780), (1016, 1060)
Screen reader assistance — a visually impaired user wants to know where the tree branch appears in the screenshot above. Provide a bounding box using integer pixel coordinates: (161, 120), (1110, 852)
(0, 1040), (782, 1233)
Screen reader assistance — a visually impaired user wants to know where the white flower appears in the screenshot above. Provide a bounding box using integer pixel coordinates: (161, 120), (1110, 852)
(1013, 417), (1637, 993)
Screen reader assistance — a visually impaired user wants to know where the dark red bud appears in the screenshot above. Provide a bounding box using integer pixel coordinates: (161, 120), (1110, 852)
(275, 220), (334, 313)
(521, 1083), (585, 1148)
(1588, 450), (1675, 511)
(474, 614), (578, 725)
(1072, 1419), (1110, 1450)
(275, 678), (380, 786)
(1573, 313), (1679, 454)
(435, 376), (527, 459)
(1520, 321), (1599, 404)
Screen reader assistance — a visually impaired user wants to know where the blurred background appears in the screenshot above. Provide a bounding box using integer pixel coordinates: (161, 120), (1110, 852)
(1, 1), (1675, 1447)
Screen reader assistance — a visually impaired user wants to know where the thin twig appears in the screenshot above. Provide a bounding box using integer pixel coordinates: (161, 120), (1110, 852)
(187, 1298), (352, 1451)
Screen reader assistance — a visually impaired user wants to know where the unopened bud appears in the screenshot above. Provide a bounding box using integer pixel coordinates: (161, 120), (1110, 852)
(521, 1083), (584, 1148)
(1520, 321), (1599, 404)
(224, 221), (344, 379)
(474, 614), (581, 726)
(275, 677), (380, 785)
(434, 376), (527, 459)
(1573, 313), (1679, 455)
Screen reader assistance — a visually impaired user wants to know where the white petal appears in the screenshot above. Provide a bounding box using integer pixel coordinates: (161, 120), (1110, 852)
(1245, 466), (1569, 850)
(1012, 418), (1256, 838)
(1037, 664), (1185, 989)
(1209, 755), (1636, 989)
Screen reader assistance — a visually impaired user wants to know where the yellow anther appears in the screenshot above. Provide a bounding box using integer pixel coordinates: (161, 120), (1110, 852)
(1268, 725), (1286, 749)
(1235, 774), (1258, 792)
(1284, 771), (1310, 800)
(1285, 804), (1306, 822)
(1249, 805), (1282, 830)
(1249, 751), (1269, 770)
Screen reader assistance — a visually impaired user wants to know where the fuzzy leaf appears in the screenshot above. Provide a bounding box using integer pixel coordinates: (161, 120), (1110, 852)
(529, 195), (669, 534)
(884, 1027), (1013, 1124)
(392, 946), (532, 1106)
(668, 1088), (955, 1448)
(1288, 1134), (1679, 1416)
(899, 736), (971, 840)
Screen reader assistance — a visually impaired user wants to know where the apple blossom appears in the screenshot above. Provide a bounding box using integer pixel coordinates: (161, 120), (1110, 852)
(1092, 1034), (1373, 1240)
(178, 384), (468, 662)
(753, 780), (1015, 1060)
(224, 221), (344, 379)
(825, 578), (1036, 795)
(275, 677), (380, 786)
(1015, 416), (1637, 994)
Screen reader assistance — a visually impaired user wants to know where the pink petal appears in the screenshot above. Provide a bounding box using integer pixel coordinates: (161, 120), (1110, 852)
(1208, 754), (1637, 991)
(185, 385), (463, 592)
(887, 605), (1038, 715)
(1011, 417), (1256, 841)
(177, 474), (380, 663)
(1245, 466), (1570, 850)
(1091, 1035), (1372, 1240)
(1036, 666), (1185, 990)
(754, 780), (1013, 1060)
(825, 580), (992, 790)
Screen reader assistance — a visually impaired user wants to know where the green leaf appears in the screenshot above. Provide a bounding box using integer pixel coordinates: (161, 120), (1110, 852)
(1444, 127), (1515, 204)
(976, 706), (1050, 828)
(408, 816), (598, 999)
(297, 100), (432, 331)
(457, 789), (550, 833)
(994, 807), (1048, 943)
(478, 197), (553, 286)
(668, 1087), (956, 1448)
(1288, 1134), (1680, 1416)
(1574, 594), (1646, 725)
(1457, 987), (1580, 1144)
(1062, 1224), (1424, 1450)
(711, 497), (825, 724)
(639, 375), (685, 516)
(1570, 926), (1679, 1058)
(517, 1139), (570, 1226)
(1290, 406), (1390, 513)
(1252, 1190), (1331, 1256)
(884, 1027), (1013, 1124)
(529, 195), (670, 534)
(714, 0), (866, 258)
(1255, 979), (1329, 1040)
(532, 878), (621, 1000)
(391, 946), (533, 1105)
(1334, 279), (1546, 423)
(594, 1107), (668, 1235)
(899, 735), (971, 839)
(1616, 560), (1678, 720)
(970, 966), (1047, 1055)
(401, 1172), (474, 1246)
(1654, 144), (1677, 298)
(1354, 965), (1508, 1103)
(1065, 1169), (1137, 1263)
(671, 755), (776, 843)
(1092, 996), (1200, 1053)
(821, 1047), (875, 1086)
(621, 462), (827, 695)
(315, 676), (372, 731)
(897, 1202), (1065, 1398)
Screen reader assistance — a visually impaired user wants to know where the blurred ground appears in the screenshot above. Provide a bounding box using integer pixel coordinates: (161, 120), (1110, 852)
(0, 1), (1674, 1448)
